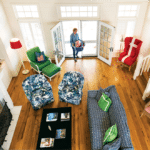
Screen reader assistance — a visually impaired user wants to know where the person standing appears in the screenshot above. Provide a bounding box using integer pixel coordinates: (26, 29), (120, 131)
(70, 28), (80, 62)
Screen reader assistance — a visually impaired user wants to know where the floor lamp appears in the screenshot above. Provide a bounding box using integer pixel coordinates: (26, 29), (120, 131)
(10, 38), (29, 74)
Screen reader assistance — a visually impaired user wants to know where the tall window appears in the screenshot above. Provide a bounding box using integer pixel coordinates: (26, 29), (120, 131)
(13, 5), (46, 52)
(114, 4), (140, 52)
(60, 6), (98, 18)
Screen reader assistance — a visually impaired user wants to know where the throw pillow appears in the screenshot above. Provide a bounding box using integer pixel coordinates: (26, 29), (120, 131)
(98, 93), (112, 112)
(102, 137), (121, 150)
(75, 40), (81, 47)
(145, 106), (150, 113)
(103, 124), (118, 145)
(35, 51), (46, 62)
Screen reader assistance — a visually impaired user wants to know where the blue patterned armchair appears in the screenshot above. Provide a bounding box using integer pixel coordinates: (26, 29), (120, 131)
(22, 74), (54, 110)
(58, 71), (84, 105)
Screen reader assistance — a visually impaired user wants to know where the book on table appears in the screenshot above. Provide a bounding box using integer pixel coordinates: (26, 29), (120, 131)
(40, 138), (55, 148)
(46, 113), (58, 122)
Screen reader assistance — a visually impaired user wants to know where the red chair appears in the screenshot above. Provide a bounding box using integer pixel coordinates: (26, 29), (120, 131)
(118, 37), (143, 71)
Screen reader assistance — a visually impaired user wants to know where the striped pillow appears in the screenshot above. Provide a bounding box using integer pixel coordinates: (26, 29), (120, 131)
(98, 93), (112, 112)
(103, 124), (118, 145)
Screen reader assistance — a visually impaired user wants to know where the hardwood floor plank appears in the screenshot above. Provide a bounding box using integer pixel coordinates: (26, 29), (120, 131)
(8, 59), (150, 150)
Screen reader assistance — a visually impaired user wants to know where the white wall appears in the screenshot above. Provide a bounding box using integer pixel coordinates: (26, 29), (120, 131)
(0, 0), (21, 78)
(140, 2), (150, 57)
(1, 0), (148, 60)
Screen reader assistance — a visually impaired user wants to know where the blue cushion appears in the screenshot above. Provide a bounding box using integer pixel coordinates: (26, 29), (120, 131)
(35, 51), (46, 62)
(95, 88), (111, 102)
(102, 137), (121, 150)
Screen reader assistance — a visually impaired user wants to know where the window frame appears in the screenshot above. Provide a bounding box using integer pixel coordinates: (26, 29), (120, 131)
(117, 3), (140, 18)
(56, 4), (100, 20)
(18, 20), (46, 51)
(12, 3), (47, 52)
(12, 4), (40, 19)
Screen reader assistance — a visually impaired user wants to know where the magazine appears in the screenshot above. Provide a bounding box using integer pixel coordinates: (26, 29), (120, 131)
(61, 113), (70, 121)
(46, 113), (58, 122)
(40, 138), (55, 148)
(55, 129), (66, 139)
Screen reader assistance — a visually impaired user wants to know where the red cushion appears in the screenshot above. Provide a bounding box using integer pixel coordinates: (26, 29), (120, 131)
(118, 37), (143, 65)
(123, 57), (134, 66)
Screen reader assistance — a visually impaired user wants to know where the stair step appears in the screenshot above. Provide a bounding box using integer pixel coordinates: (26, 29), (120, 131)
(136, 76), (147, 95)
(142, 72), (150, 82)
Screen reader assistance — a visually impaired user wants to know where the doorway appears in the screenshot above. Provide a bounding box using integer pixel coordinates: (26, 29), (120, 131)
(62, 20), (97, 57)
(51, 20), (115, 66)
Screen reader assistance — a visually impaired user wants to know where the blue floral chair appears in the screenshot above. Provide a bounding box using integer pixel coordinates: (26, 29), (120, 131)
(22, 74), (54, 110)
(58, 71), (84, 105)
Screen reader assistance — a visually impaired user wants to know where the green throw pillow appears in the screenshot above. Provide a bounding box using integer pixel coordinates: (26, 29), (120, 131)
(103, 124), (118, 145)
(98, 93), (112, 112)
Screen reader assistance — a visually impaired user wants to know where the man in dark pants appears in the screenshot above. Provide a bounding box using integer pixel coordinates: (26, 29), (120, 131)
(70, 28), (80, 62)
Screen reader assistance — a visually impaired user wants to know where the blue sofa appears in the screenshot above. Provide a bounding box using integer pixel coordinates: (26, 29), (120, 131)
(87, 85), (134, 150)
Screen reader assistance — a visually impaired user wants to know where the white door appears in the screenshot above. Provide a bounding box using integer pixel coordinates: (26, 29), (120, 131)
(98, 21), (115, 66)
(51, 22), (65, 67)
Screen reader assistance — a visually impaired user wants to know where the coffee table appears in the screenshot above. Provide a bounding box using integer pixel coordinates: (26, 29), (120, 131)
(36, 107), (71, 150)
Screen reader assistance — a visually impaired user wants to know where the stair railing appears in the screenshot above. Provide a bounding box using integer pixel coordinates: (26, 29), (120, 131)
(133, 54), (150, 80)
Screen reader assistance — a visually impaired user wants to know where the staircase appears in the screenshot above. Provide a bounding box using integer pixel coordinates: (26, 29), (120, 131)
(135, 72), (150, 97)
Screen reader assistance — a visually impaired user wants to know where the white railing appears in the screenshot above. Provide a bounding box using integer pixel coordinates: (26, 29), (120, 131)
(133, 54), (150, 100)
(133, 54), (150, 80)
(142, 78), (150, 100)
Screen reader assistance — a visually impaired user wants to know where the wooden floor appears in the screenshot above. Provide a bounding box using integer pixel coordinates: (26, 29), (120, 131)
(8, 57), (150, 150)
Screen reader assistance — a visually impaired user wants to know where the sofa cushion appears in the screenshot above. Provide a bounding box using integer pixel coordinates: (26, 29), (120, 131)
(101, 85), (133, 149)
(95, 88), (111, 102)
(30, 60), (51, 71)
(42, 63), (61, 77)
(102, 137), (121, 150)
(87, 97), (111, 150)
(98, 93), (112, 112)
(103, 124), (118, 145)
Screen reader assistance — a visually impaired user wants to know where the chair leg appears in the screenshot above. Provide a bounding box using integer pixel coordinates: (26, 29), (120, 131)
(129, 66), (131, 71)
(140, 111), (144, 117)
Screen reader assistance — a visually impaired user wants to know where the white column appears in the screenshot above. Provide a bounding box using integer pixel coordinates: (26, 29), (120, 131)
(0, 80), (14, 109)
(133, 55), (143, 80)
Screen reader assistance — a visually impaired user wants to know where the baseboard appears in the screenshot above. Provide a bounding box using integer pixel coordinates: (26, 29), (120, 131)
(2, 106), (22, 150)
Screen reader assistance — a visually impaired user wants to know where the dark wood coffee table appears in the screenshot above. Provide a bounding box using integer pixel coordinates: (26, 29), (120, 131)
(36, 107), (71, 150)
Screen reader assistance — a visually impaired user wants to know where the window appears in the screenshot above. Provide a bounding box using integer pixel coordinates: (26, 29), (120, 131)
(20, 22), (46, 51)
(60, 6), (98, 18)
(12, 4), (46, 52)
(118, 5), (139, 17)
(13, 5), (39, 18)
(114, 20), (136, 51)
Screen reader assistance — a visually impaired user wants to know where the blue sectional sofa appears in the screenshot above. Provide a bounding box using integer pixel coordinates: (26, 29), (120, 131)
(87, 85), (134, 150)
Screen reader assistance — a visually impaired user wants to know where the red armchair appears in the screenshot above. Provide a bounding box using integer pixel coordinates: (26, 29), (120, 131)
(118, 37), (143, 71)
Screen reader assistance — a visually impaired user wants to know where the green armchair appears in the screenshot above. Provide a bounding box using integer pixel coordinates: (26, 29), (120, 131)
(26, 47), (61, 81)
